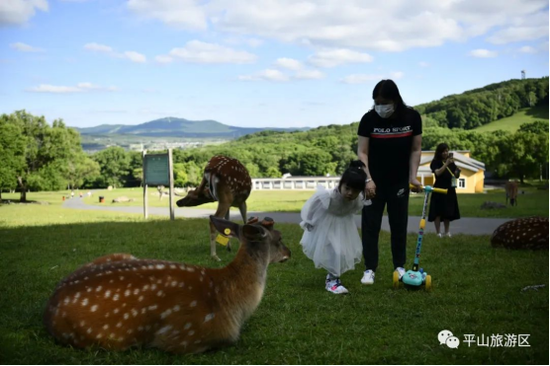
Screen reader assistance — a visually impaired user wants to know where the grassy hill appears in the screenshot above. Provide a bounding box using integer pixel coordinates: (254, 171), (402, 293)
(474, 105), (549, 132)
(74, 117), (307, 138)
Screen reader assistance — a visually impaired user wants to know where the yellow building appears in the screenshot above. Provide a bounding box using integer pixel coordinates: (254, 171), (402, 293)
(416, 150), (485, 193)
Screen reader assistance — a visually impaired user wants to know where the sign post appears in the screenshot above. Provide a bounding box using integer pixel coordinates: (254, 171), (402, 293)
(143, 149), (175, 220)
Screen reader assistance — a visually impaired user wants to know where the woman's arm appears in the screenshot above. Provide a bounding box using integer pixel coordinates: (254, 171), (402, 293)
(433, 159), (451, 176)
(357, 136), (371, 178)
(409, 135), (422, 188)
(358, 136), (376, 198)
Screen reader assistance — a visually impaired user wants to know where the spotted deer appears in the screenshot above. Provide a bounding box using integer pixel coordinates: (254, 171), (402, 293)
(176, 155), (252, 261)
(43, 216), (290, 354)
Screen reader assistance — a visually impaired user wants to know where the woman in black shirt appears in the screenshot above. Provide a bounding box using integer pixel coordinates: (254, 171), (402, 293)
(357, 79), (422, 285)
(428, 143), (461, 237)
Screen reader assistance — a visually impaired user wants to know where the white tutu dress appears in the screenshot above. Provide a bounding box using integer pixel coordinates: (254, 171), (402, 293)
(300, 185), (364, 277)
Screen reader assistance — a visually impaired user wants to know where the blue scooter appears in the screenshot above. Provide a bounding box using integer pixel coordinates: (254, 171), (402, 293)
(393, 184), (447, 291)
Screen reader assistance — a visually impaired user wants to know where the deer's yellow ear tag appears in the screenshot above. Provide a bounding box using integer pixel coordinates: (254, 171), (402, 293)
(216, 234), (230, 246)
(224, 228), (231, 235)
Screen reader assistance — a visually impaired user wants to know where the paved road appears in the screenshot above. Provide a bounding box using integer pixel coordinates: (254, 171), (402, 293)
(63, 197), (512, 235)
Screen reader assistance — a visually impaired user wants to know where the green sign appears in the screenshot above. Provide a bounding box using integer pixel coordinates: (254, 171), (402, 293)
(144, 154), (170, 185)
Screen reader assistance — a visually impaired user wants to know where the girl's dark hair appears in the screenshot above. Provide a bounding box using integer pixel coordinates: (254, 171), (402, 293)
(372, 79), (406, 111)
(433, 143), (449, 161)
(339, 160), (367, 191)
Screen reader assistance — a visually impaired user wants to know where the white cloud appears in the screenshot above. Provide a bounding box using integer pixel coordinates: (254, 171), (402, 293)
(518, 46), (537, 54)
(84, 43), (113, 53)
(123, 51), (147, 63)
(127, 0), (207, 30)
(10, 42), (44, 52)
(155, 55), (173, 64)
(419, 61), (430, 67)
(275, 57), (302, 70)
(469, 49), (498, 58)
(308, 49), (373, 68)
(341, 74), (385, 84)
(27, 84), (82, 93)
(487, 25), (548, 45)
(0, 0), (48, 26)
(238, 69), (289, 82)
(165, 40), (256, 64)
(389, 71), (404, 80)
(27, 82), (118, 93)
(224, 37), (264, 48)
(125, 0), (549, 51)
(486, 11), (548, 44)
(84, 43), (147, 63)
(294, 69), (324, 80)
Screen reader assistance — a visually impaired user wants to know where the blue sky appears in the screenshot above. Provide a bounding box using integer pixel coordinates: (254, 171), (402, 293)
(1, 0), (548, 129)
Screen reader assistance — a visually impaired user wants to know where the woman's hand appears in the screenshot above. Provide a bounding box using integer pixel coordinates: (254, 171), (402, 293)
(410, 177), (422, 192)
(364, 180), (376, 199)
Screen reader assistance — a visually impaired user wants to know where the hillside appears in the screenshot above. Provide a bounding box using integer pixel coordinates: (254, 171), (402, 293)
(474, 105), (549, 132)
(416, 77), (548, 130)
(74, 117), (307, 138)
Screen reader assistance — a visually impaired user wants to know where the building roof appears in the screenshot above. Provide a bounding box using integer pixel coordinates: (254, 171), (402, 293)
(420, 151), (485, 172)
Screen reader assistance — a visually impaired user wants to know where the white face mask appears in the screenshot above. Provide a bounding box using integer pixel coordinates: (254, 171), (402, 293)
(375, 104), (395, 118)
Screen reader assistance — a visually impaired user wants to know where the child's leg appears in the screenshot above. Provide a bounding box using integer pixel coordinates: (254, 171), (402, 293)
(325, 272), (348, 294)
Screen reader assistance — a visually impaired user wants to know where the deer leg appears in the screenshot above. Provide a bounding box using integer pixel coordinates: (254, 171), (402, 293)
(208, 221), (221, 262)
(224, 207), (232, 252)
(238, 202), (247, 224)
(210, 202), (232, 261)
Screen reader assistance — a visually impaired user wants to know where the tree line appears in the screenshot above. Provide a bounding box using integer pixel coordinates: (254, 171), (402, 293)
(416, 77), (548, 129)
(1, 87), (548, 201)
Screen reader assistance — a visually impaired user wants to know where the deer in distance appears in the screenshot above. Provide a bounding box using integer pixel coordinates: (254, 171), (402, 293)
(176, 155), (252, 261)
(43, 216), (291, 354)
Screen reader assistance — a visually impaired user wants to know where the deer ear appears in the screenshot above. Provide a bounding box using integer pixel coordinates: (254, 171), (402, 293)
(209, 216), (240, 238)
(242, 224), (266, 242)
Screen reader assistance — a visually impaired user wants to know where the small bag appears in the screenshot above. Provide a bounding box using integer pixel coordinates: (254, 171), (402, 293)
(447, 166), (457, 188)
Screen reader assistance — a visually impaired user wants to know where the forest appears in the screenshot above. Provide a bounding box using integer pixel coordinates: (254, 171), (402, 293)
(1, 78), (548, 201)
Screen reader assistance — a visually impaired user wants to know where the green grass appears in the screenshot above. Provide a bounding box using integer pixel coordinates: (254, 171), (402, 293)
(0, 205), (548, 364)
(11, 184), (546, 219)
(474, 106), (549, 133)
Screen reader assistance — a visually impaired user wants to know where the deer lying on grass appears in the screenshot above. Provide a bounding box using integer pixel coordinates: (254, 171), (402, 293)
(176, 155), (252, 261)
(43, 216), (290, 354)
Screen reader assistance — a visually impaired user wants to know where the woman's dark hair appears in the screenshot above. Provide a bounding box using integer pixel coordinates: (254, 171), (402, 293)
(372, 79), (405, 111)
(339, 160), (367, 191)
(433, 143), (449, 161)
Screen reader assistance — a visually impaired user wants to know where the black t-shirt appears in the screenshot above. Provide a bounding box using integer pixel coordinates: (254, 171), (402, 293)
(430, 160), (458, 189)
(357, 107), (422, 184)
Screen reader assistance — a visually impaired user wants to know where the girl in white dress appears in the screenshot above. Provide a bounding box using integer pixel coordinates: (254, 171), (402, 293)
(300, 161), (368, 294)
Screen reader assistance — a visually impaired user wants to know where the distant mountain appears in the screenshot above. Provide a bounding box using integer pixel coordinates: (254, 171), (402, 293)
(73, 117), (308, 138)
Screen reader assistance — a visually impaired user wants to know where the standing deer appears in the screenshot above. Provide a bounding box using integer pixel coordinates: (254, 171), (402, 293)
(505, 180), (519, 206)
(176, 156), (252, 261)
(43, 216), (290, 354)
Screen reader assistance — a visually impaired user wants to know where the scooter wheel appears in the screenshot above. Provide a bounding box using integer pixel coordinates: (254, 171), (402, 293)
(425, 274), (432, 291)
(392, 270), (400, 289)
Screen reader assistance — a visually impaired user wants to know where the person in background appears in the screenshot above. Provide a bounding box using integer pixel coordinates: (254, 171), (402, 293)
(357, 79), (422, 285)
(428, 143), (461, 237)
(300, 161), (367, 294)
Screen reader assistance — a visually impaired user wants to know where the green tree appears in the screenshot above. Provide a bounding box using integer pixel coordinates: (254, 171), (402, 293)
(93, 146), (130, 188)
(173, 163), (188, 187)
(0, 116), (26, 199)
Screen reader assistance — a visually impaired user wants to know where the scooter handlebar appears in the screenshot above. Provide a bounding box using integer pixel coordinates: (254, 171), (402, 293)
(409, 184), (448, 194)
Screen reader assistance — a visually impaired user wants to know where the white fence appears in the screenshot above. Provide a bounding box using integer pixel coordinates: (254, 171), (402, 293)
(252, 177), (340, 190)
(252, 173), (433, 190)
